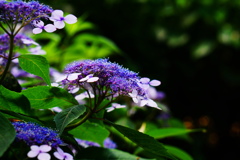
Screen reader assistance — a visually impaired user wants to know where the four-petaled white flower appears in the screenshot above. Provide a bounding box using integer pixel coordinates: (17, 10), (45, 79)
(79, 74), (99, 83)
(106, 103), (126, 112)
(50, 10), (77, 29)
(27, 145), (51, 160)
(32, 20), (56, 34)
(137, 77), (161, 90)
(54, 147), (73, 160)
(128, 89), (139, 103)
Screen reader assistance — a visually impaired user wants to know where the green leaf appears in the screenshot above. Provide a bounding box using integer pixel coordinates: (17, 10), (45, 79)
(111, 123), (177, 160)
(54, 105), (86, 134)
(76, 147), (155, 160)
(22, 86), (78, 109)
(18, 55), (51, 86)
(165, 145), (193, 160)
(0, 85), (30, 114)
(69, 121), (109, 146)
(146, 128), (205, 139)
(0, 113), (16, 157)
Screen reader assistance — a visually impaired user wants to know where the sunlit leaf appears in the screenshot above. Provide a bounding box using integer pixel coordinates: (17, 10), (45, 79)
(22, 86), (78, 109)
(18, 55), (51, 86)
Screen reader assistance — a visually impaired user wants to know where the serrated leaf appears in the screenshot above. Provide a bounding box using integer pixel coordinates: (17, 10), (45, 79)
(18, 55), (51, 86)
(0, 113), (16, 157)
(76, 147), (155, 160)
(0, 85), (30, 114)
(165, 145), (193, 160)
(69, 121), (109, 146)
(146, 128), (205, 139)
(22, 86), (78, 109)
(54, 105), (86, 134)
(111, 123), (177, 160)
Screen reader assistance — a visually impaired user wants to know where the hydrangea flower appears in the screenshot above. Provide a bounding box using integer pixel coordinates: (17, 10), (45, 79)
(0, 0), (53, 34)
(50, 10), (77, 29)
(106, 103), (126, 112)
(12, 121), (63, 148)
(27, 145), (51, 160)
(54, 147), (73, 160)
(61, 58), (161, 110)
(32, 20), (56, 34)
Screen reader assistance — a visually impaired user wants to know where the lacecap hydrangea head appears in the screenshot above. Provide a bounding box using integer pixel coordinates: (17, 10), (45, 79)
(61, 58), (161, 110)
(12, 121), (63, 148)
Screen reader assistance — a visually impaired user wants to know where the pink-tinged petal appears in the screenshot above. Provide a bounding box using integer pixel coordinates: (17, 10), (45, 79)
(54, 21), (65, 29)
(140, 77), (150, 84)
(27, 150), (39, 158)
(51, 10), (64, 19)
(44, 24), (56, 33)
(64, 14), (77, 24)
(87, 77), (99, 83)
(38, 153), (51, 160)
(33, 28), (42, 34)
(39, 145), (51, 152)
(140, 84), (150, 90)
(139, 99), (148, 106)
(54, 151), (64, 159)
(149, 80), (161, 86)
(67, 73), (81, 80)
(79, 77), (88, 82)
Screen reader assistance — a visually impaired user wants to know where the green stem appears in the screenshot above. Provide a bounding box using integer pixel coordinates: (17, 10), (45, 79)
(0, 33), (14, 84)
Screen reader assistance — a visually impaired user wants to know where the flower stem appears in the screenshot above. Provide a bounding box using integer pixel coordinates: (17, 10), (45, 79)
(0, 34), (14, 84)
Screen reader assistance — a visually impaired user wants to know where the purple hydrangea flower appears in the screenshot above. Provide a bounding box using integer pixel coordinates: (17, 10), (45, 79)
(61, 58), (161, 110)
(0, 0), (53, 23)
(75, 138), (117, 149)
(12, 121), (63, 148)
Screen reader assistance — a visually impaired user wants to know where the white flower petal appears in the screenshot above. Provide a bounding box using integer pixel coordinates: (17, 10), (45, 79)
(57, 147), (65, 156)
(38, 153), (51, 160)
(22, 39), (39, 45)
(54, 21), (65, 29)
(27, 150), (39, 158)
(140, 77), (150, 83)
(149, 80), (161, 86)
(51, 10), (64, 20)
(64, 14), (77, 24)
(30, 145), (40, 151)
(67, 73), (81, 80)
(40, 145), (51, 152)
(54, 151), (63, 159)
(133, 97), (139, 103)
(87, 77), (99, 83)
(33, 28), (42, 34)
(44, 24), (56, 32)
(139, 99), (148, 106)
(33, 20), (44, 27)
(64, 153), (73, 160)
(147, 99), (161, 110)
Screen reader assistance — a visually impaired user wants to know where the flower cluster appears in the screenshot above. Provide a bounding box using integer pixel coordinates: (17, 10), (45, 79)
(0, 0), (53, 23)
(12, 121), (63, 148)
(61, 58), (161, 110)
(0, 0), (77, 35)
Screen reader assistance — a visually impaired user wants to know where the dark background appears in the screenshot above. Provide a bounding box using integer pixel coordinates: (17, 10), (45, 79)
(43, 0), (240, 159)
